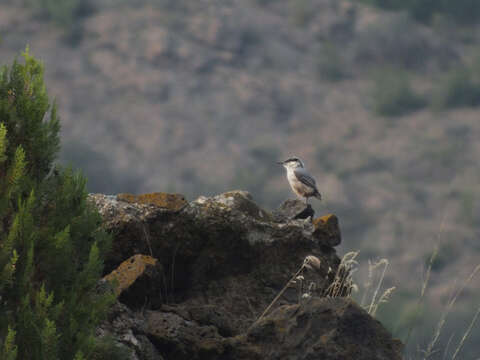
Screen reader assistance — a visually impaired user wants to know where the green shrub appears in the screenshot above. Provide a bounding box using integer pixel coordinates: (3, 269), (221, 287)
(252, 0), (276, 6)
(24, 0), (95, 33)
(361, 0), (480, 24)
(289, 0), (314, 27)
(25, 0), (79, 26)
(371, 68), (426, 117)
(0, 49), (116, 359)
(355, 15), (431, 70)
(433, 67), (480, 109)
(316, 43), (345, 82)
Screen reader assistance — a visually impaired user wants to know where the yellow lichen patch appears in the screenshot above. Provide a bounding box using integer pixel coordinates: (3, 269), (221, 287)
(312, 214), (341, 247)
(103, 254), (159, 296)
(117, 192), (188, 211)
(198, 339), (224, 354)
(313, 214), (338, 229)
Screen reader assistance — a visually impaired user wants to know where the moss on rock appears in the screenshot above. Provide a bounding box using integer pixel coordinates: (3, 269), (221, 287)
(117, 192), (188, 212)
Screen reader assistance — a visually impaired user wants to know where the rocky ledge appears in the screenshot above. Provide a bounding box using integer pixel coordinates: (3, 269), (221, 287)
(90, 191), (402, 360)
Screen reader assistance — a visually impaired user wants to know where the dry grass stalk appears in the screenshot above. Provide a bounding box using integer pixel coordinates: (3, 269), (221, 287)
(370, 286), (396, 317)
(250, 255), (321, 329)
(422, 264), (480, 360)
(450, 305), (480, 360)
(360, 259), (374, 307)
(324, 251), (359, 298)
(442, 333), (455, 360)
(404, 245), (438, 346)
(406, 212), (446, 348)
(367, 258), (390, 315)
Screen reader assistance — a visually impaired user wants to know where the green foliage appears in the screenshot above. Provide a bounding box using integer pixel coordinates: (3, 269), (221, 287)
(0, 47), (60, 183)
(355, 14), (432, 70)
(252, 0), (276, 5)
(0, 123), (7, 163)
(24, 0), (93, 27)
(36, 0), (79, 26)
(23, 0), (96, 46)
(432, 67), (480, 109)
(371, 68), (426, 117)
(289, 0), (314, 26)
(361, 0), (480, 24)
(0, 49), (115, 359)
(2, 327), (17, 360)
(316, 43), (345, 82)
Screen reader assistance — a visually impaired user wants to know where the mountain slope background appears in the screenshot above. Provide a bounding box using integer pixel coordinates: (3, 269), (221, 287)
(1, 0), (479, 357)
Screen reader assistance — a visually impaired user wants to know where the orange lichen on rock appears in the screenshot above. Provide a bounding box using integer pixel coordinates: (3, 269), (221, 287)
(103, 254), (160, 296)
(117, 192), (188, 211)
(312, 214), (341, 247)
(313, 214), (338, 227)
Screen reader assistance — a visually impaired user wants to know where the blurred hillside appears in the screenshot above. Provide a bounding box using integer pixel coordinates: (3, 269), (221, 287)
(1, 0), (480, 357)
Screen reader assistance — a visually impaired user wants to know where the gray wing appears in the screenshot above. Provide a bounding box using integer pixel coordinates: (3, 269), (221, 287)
(294, 168), (318, 190)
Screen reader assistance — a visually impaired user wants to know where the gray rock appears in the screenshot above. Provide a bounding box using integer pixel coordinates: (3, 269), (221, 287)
(91, 190), (340, 333)
(273, 199), (315, 221)
(146, 310), (224, 360)
(97, 302), (164, 360)
(92, 191), (401, 360)
(237, 297), (404, 360)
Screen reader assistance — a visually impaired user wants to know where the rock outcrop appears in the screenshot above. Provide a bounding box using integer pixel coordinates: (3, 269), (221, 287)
(91, 191), (402, 360)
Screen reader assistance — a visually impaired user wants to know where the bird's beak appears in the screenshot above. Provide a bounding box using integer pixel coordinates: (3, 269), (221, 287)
(277, 161), (284, 165)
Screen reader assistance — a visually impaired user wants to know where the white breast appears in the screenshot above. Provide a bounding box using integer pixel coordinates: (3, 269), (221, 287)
(286, 169), (307, 197)
(286, 168), (317, 199)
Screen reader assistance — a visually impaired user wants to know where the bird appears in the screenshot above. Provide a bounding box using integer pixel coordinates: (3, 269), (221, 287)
(278, 156), (321, 204)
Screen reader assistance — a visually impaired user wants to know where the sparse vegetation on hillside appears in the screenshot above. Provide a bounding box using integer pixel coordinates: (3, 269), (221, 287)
(371, 68), (426, 117)
(316, 43), (346, 82)
(433, 66), (480, 109)
(24, 0), (95, 27)
(361, 0), (480, 24)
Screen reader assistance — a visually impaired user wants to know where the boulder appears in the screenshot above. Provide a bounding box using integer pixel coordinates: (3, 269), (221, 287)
(90, 191), (340, 332)
(99, 298), (403, 360)
(92, 191), (402, 359)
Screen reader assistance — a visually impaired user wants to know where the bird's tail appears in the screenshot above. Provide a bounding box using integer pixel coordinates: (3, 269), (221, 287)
(314, 190), (322, 201)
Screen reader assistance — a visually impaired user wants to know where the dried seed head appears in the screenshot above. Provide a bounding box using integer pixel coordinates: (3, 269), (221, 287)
(304, 255), (321, 271)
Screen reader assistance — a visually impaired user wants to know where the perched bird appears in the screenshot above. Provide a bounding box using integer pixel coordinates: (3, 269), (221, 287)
(278, 157), (321, 204)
